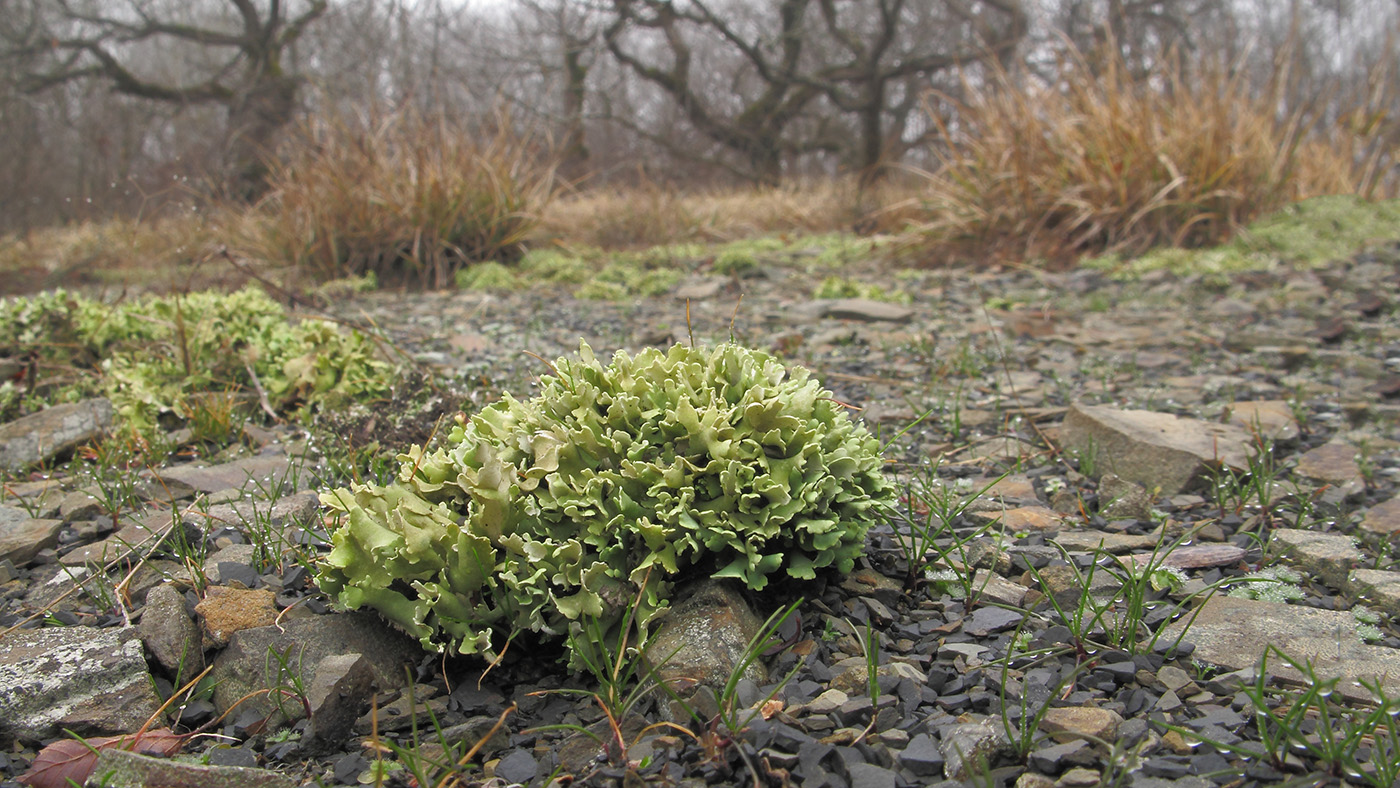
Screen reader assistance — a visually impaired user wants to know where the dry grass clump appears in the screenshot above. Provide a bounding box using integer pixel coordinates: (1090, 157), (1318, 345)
(0, 215), (229, 296)
(539, 176), (921, 249)
(906, 45), (1390, 267)
(236, 108), (556, 288)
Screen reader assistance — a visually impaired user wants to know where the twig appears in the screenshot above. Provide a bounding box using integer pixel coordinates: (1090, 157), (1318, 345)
(244, 363), (280, 421)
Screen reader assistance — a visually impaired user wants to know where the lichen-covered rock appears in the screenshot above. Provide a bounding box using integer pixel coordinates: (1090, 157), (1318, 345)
(317, 341), (893, 664)
(0, 626), (162, 745)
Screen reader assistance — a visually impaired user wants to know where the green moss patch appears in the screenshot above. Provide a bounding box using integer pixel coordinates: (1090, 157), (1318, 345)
(0, 287), (393, 438)
(1085, 195), (1400, 277)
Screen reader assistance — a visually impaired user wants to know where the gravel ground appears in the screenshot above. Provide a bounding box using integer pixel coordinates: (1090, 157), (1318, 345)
(4, 241), (1400, 788)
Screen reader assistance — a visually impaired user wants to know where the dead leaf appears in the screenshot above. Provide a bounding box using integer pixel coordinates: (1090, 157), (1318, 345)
(17, 728), (185, 788)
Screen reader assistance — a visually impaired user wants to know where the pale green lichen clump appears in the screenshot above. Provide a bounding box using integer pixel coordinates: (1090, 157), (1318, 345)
(317, 341), (893, 663)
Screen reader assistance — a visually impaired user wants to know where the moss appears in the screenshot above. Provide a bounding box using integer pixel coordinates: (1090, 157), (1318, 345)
(713, 249), (758, 276)
(1085, 195), (1400, 277)
(814, 276), (910, 304)
(455, 262), (518, 290)
(0, 287), (394, 438)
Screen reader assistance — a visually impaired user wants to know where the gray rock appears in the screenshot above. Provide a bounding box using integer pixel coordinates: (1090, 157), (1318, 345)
(87, 747), (297, 788)
(647, 579), (767, 721)
(1224, 400), (1300, 442)
(57, 487), (107, 522)
(1161, 595), (1400, 698)
(139, 583), (204, 678)
(1059, 403), (1254, 494)
(494, 748), (539, 785)
(208, 611), (420, 729)
(1098, 473), (1152, 521)
(846, 762), (896, 788)
(0, 626), (162, 744)
(1362, 496), (1400, 536)
(897, 732), (944, 776)
(0, 506), (62, 566)
(1294, 441), (1365, 498)
(963, 606), (1024, 637)
(60, 511), (192, 568)
(0, 397), (113, 472)
(201, 491), (320, 537)
(939, 717), (1013, 781)
(152, 454), (297, 497)
(303, 653), (375, 753)
(822, 298), (915, 323)
(1053, 529), (1163, 554)
(1268, 528), (1361, 588)
(1350, 568), (1400, 617)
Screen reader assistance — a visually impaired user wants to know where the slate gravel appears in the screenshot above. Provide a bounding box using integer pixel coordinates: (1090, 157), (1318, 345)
(2, 242), (1400, 787)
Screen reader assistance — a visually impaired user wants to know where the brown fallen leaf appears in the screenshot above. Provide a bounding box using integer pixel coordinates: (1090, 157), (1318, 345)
(17, 728), (185, 788)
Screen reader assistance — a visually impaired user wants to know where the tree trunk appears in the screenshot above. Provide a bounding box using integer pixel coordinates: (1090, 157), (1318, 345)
(223, 73), (300, 201)
(560, 41), (590, 176)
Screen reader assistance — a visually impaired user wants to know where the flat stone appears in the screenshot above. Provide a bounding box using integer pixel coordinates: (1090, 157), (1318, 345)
(822, 298), (915, 323)
(494, 748), (539, 785)
(846, 762), (897, 788)
(1349, 569), (1400, 618)
(0, 506), (62, 566)
(831, 660), (924, 695)
(139, 583), (204, 678)
(969, 506), (1068, 533)
(1039, 706), (1123, 742)
(209, 611), (420, 729)
(1268, 528), (1361, 588)
(201, 491), (321, 536)
(675, 277), (726, 300)
(57, 488), (107, 522)
(1361, 496), (1400, 535)
(1294, 441), (1364, 497)
(963, 605), (1024, 637)
(152, 454), (296, 497)
(87, 747), (297, 788)
(807, 688), (849, 715)
(897, 732), (944, 776)
(1059, 403), (1254, 494)
(60, 511), (187, 568)
(1053, 529), (1163, 553)
(970, 571), (1028, 607)
(196, 586), (278, 648)
(1161, 595), (1400, 696)
(0, 397), (113, 472)
(1224, 400), (1300, 442)
(980, 474), (1040, 503)
(1123, 544), (1246, 570)
(0, 626), (162, 744)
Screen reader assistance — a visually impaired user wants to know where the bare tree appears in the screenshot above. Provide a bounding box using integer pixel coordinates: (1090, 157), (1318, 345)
(2, 0), (328, 199)
(800, 0), (1027, 181)
(602, 0), (826, 185)
(601, 0), (1027, 185)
